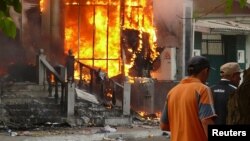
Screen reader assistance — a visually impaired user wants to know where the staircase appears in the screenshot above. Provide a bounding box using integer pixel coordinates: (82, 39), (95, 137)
(0, 50), (131, 129)
(0, 82), (66, 129)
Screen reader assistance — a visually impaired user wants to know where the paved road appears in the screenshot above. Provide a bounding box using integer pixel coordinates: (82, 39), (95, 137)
(0, 134), (170, 141)
(0, 126), (170, 141)
(101, 132), (170, 141)
(129, 136), (169, 141)
(0, 135), (169, 141)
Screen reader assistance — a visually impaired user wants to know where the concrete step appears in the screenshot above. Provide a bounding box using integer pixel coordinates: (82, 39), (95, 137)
(2, 97), (61, 105)
(0, 82), (65, 129)
(2, 82), (47, 92)
(1, 101), (65, 128)
(5, 103), (62, 110)
(9, 115), (65, 123)
(1, 82), (50, 99)
(0, 82), (132, 129)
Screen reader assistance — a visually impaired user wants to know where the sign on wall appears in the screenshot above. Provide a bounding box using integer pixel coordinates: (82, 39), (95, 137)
(193, 49), (201, 56)
(237, 50), (245, 63)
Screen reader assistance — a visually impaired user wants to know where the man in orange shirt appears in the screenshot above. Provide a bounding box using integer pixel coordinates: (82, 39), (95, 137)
(160, 56), (217, 141)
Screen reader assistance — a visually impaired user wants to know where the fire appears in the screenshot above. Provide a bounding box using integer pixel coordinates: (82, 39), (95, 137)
(137, 111), (161, 120)
(155, 112), (161, 120)
(122, 0), (158, 77)
(63, 0), (157, 79)
(40, 0), (44, 12)
(138, 111), (146, 117)
(47, 73), (55, 84)
(106, 92), (113, 99)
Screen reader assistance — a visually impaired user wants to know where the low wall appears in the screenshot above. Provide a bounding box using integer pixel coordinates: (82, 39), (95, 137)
(130, 79), (178, 114)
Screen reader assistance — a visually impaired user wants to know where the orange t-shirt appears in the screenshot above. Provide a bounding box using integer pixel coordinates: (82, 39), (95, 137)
(162, 77), (216, 141)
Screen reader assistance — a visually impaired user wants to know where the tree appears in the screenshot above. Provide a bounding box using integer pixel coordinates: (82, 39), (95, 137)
(0, 0), (21, 38)
(226, 0), (247, 13)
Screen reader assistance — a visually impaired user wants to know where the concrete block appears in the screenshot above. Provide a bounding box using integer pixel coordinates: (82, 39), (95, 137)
(123, 82), (131, 115)
(104, 116), (132, 126)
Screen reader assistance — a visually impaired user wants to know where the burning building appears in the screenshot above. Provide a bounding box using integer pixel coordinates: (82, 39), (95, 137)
(0, 0), (188, 82)
(39, 0), (159, 79)
(0, 0), (189, 121)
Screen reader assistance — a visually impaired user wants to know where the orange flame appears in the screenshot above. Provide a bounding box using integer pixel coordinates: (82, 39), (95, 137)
(64, 0), (156, 79)
(40, 0), (44, 12)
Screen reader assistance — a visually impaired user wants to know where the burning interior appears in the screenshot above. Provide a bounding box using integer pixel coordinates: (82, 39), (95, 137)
(0, 0), (180, 124)
(63, 0), (171, 118)
(62, 0), (158, 79)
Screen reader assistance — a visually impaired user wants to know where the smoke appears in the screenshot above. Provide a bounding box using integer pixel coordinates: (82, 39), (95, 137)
(0, 32), (27, 76)
(0, 0), (41, 77)
(153, 0), (184, 48)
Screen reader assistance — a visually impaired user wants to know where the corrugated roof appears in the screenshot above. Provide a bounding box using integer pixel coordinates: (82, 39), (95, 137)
(195, 20), (250, 34)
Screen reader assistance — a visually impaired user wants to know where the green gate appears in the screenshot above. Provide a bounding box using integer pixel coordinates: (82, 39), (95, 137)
(194, 33), (245, 86)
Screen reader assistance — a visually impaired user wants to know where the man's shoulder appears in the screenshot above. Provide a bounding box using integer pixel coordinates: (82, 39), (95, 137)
(210, 84), (222, 90)
(210, 83), (236, 93)
(210, 80), (229, 88)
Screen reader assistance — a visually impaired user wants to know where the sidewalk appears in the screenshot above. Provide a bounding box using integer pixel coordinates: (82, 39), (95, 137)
(0, 125), (170, 141)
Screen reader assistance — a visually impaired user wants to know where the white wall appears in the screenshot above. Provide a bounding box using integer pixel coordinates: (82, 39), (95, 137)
(151, 48), (177, 80)
(245, 36), (250, 69)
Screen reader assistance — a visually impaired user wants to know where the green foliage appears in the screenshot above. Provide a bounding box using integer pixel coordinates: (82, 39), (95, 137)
(0, 0), (21, 38)
(193, 0), (248, 20)
(225, 0), (234, 14)
(226, 0), (247, 14)
(239, 0), (248, 8)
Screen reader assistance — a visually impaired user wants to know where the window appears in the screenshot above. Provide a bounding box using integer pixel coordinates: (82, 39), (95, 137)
(201, 35), (224, 55)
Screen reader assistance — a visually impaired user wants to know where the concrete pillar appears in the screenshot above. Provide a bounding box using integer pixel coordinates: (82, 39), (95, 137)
(144, 82), (154, 114)
(36, 49), (46, 85)
(183, 0), (193, 76)
(41, 0), (51, 51)
(123, 82), (131, 115)
(67, 82), (75, 117)
(50, 0), (65, 63)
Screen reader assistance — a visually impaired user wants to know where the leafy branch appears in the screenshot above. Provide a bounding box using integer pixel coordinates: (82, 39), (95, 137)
(0, 0), (21, 38)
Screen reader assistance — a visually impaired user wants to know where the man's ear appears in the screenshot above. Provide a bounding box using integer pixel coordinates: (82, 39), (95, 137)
(201, 68), (209, 74)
